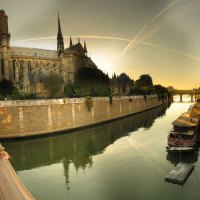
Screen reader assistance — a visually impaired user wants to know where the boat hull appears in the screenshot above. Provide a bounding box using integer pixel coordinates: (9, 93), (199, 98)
(166, 146), (195, 152)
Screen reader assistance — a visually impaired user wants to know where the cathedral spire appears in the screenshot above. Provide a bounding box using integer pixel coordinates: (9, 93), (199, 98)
(57, 12), (64, 56)
(84, 40), (87, 56)
(70, 35), (72, 47)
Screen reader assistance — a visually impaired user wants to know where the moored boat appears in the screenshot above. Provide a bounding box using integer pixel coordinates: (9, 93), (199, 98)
(167, 102), (200, 152)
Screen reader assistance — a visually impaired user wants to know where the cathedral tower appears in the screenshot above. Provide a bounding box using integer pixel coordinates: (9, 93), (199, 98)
(57, 13), (64, 56)
(0, 10), (11, 81)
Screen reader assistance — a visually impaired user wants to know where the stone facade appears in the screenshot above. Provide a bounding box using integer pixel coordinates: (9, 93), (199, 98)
(110, 73), (134, 95)
(0, 10), (97, 96)
(0, 95), (166, 138)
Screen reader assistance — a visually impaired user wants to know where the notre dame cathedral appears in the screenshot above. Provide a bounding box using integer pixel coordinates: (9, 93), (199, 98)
(0, 10), (97, 96)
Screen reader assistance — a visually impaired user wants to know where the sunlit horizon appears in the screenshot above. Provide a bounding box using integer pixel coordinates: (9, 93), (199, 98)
(11, 35), (199, 90)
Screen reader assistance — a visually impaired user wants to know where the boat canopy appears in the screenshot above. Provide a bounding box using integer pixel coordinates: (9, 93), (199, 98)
(172, 111), (199, 127)
(188, 103), (200, 118)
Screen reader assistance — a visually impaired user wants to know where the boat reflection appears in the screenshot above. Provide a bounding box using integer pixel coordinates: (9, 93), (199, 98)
(2, 103), (170, 190)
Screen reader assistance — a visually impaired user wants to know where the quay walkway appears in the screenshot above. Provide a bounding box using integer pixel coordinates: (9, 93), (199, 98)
(0, 144), (34, 200)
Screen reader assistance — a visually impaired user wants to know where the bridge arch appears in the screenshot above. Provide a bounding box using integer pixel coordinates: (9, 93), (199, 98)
(172, 89), (198, 102)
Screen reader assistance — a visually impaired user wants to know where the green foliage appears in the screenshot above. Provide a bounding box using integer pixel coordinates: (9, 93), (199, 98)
(43, 73), (64, 98)
(64, 83), (110, 98)
(0, 80), (14, 96)
(154, 85), (170, 102)
(85, 96), (93, 111)
(64, 84), (75, 97)
(109, 95), (113, 105)
(135, 74), (153, 88)
(20, 92), (36, 100)
(154, 84), (168, 94)
(0, 93), (5, 100)
(131, 86), (154, 95)
(11, 88), (21, 100)
(74, 87), (91, 97)
(143, 94), (147, 102)
(91, 86), (110, 97)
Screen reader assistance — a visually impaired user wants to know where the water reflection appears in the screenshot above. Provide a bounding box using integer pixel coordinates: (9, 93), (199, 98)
(166, 150), (199, 166)
(173, 94), (194, 102)
(2, 103), (170, 190)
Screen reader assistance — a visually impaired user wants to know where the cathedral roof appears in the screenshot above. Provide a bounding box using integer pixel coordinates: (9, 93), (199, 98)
(65, 42), (85, 53)
(10, 47), (58, 58)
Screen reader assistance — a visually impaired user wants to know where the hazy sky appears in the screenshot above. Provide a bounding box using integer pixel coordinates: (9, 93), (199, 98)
(1, 0), (200, 89)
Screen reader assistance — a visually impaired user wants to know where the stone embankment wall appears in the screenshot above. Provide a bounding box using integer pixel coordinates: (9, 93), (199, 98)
(0, 95), (165, 138)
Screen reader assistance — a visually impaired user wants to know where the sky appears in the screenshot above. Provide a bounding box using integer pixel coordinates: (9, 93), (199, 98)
(1, 0), (200, 89)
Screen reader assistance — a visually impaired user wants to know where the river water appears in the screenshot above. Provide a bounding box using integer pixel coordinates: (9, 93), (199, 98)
(2, 96), (200, 200)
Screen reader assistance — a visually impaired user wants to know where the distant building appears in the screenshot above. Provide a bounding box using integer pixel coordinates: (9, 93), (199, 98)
(110, 73), (134, 95)
(0, 10), (97, 96)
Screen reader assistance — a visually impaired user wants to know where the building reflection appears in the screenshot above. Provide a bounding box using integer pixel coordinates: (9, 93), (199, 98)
(2, 103), (170, 190)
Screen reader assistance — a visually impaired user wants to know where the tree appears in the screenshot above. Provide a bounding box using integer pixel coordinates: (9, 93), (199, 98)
(135, 74), (153, 87)
(71, 67), (110, 97)
(43, 73), (64, 98)
(154, 84), (168, 94)
(0, 80), (14, 96)
(154, 84), (170, 101)
(75, 67), (109, 87)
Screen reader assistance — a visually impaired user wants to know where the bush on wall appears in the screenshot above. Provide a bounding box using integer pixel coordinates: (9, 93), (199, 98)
(85, 96), (93, 111)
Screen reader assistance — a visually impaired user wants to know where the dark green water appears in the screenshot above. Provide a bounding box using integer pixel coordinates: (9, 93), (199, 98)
(2, 98), (200, 200)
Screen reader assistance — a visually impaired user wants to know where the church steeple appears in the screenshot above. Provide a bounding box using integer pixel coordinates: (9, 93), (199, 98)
(57, 12), (64, 56)
(84, 40), (87, 56)
(70, 35), (72, 47)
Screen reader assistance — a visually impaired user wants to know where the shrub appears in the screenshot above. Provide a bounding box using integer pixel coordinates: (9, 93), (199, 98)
(0, 93), (5, 100)
(85, 96), (93, 111)
(11, 88), (21, 100)
(109, 95), (113, 105)
(0, 80), (14, 96)
(74, 87), (91, 97)
(64, 84), (75, 97)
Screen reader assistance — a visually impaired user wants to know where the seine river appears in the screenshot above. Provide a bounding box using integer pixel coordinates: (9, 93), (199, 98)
(2, 95), (200, 200)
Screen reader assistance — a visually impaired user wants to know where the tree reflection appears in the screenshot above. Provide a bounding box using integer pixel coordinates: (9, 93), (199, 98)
(2, 103), (170, 191)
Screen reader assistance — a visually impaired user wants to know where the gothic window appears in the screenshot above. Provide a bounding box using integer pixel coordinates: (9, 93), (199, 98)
(35, 61), (39, 70)
(19, 61), (24, 82)
(28, 62), (32, 72)
(123, 86), (126, 93)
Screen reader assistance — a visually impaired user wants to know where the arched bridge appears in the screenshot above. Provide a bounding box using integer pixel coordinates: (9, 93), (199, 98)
(172, 89), (198, 102)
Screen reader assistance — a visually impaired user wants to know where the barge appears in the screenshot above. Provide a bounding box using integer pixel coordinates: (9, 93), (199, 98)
(166, 103), (200, 152)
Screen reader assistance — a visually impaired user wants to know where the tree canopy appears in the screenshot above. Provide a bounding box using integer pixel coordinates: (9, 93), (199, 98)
(154, 84), (168, 94)
(135, 74), (153, 87)
(75, 67), (109, 86)
(43, 73), (64, 98)
(0, 80), (14, 96)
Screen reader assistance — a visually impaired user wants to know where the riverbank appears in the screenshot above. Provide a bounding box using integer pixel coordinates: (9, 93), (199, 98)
(0, 95), (168, 138)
